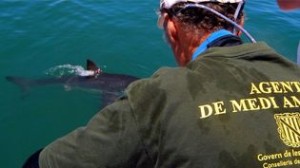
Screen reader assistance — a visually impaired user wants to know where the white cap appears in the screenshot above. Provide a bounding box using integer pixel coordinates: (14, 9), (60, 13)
(160, 0), (243, 9)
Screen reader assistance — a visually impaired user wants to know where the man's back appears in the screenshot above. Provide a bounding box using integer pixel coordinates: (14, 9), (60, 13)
(126, 42), (300, 167)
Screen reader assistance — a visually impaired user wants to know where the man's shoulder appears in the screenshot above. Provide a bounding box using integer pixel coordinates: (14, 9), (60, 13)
(153, 66), (189, 79)
(124, 67), (190, 104)
(128, 67), (189, 90)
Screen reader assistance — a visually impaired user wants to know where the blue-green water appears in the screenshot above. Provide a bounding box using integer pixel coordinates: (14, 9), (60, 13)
(0, 1), (299, 167)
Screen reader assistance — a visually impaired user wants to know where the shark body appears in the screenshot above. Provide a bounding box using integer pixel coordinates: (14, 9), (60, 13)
(6, 59), (139, 106)
(6, 73), (138, 93)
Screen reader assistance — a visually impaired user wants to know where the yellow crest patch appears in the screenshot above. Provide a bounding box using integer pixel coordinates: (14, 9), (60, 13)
(274, 113), (300, 148)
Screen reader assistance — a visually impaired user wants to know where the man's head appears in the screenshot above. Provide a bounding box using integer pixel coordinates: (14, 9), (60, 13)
(158, 0), (245, 66)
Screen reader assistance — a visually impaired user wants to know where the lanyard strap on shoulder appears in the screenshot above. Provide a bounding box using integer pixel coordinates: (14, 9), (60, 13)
(192, 29), (233, 61)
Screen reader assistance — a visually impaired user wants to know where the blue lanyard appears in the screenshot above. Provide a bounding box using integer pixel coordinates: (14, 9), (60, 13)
(191, 29), (233, 61)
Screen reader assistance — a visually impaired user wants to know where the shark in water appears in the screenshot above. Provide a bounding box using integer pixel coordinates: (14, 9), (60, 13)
(6, 59), (139, 106)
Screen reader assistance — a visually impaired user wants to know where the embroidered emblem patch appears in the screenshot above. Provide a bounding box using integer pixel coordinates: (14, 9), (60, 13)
(274, 113), (300, 148)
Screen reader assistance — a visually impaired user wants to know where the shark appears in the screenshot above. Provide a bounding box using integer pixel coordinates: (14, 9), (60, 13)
(6, 59), (139, 106)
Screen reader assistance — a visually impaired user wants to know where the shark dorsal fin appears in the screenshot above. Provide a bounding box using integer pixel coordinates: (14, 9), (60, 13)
(86, 59), (99, 71)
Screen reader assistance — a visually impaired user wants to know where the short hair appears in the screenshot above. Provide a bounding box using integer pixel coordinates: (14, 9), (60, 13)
(161, 2), (244, 32)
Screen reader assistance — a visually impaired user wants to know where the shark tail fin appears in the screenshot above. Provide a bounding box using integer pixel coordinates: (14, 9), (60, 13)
(5, 76), (34, 92)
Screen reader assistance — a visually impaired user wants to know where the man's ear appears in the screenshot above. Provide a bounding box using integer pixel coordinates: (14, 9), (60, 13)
(237, 16), (245, 36)
(164, 16), (178, 45)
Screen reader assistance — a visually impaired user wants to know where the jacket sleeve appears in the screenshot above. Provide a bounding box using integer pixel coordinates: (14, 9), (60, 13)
(39, 99), (143, 168)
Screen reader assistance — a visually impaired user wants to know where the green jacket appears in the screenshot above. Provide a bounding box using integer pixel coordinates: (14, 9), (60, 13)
(39, 42), (300, 168)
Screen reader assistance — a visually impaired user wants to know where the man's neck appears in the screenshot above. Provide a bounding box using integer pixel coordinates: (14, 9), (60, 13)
(191, 29), (242, 61)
